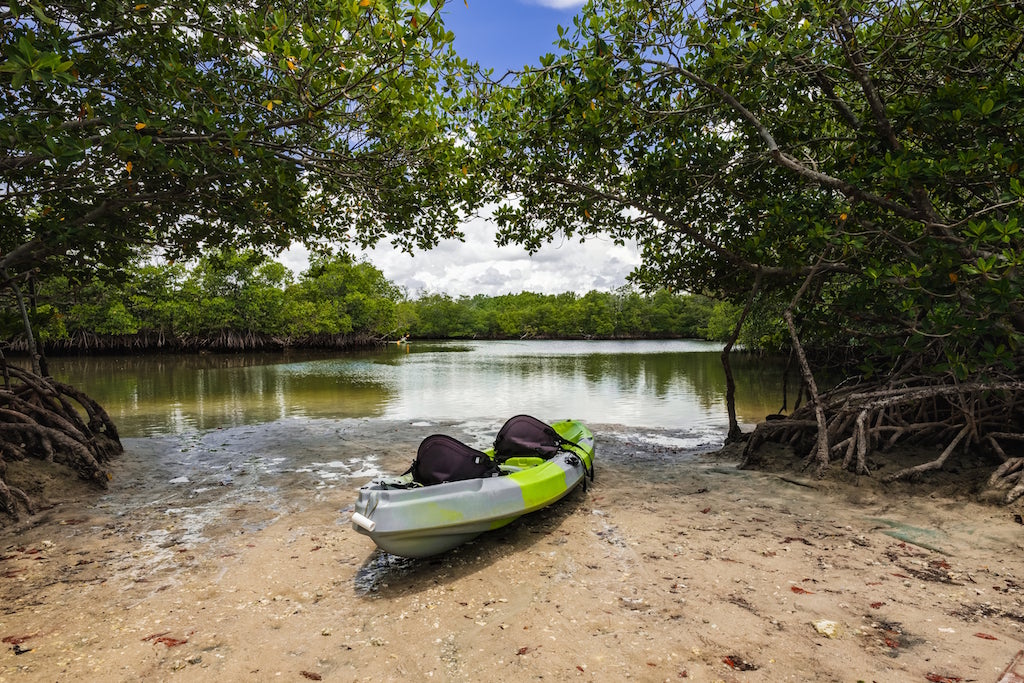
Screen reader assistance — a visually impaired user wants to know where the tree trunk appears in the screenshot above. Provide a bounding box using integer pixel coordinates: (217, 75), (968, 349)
(722, 271), (762, 443)
(3, 268), (43, 376)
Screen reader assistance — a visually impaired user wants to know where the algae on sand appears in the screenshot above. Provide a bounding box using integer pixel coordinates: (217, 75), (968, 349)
(867, 517), (949, 554)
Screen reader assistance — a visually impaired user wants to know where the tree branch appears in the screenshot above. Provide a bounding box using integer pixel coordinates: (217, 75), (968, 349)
(642, 57), (954, 233)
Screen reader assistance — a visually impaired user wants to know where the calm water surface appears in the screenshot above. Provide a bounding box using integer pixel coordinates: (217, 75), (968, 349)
(45, 340), (790, 438)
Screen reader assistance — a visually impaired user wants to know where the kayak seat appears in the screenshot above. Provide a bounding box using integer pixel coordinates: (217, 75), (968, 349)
(494, 414), (572, 463)
(410, 434), (501, 486)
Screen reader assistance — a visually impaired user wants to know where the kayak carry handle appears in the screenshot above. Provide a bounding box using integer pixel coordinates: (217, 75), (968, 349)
(351, 512), (377, 532)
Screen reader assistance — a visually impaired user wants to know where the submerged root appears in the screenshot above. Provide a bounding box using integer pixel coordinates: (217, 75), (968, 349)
(739, 379), (1024, 502)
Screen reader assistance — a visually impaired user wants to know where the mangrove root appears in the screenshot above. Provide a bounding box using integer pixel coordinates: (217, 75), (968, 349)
(739, 378), (1024, 502)
(0, 359), (121, 520)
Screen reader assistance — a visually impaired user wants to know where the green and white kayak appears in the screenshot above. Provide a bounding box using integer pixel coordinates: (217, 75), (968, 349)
(351, 419), (595, 558)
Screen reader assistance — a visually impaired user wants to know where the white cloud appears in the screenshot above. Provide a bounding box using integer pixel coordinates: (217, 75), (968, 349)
(280, 209), (641, 298)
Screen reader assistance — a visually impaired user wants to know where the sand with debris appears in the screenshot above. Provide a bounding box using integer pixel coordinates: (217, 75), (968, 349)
(2, 418), (1023, 682)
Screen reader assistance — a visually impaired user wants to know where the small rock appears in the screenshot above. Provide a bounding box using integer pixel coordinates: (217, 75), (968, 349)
(813, 620), (842, 638)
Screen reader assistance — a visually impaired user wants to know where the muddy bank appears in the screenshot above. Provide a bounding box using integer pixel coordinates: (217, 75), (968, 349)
(2, 418), (1024, 682)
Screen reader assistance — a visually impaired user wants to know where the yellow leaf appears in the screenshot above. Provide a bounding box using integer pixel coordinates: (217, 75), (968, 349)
(286, 58), (297, 71)
(839, 213), (847, 221)
(126, 161), (133, 174)
(360, 0), (371, 5)
(949, 272), (958, 283)
(266, 101), (273, 110)
(371, 83), (379, 92)
(584, 209), (591, 219)
(134, 3), (148, 9)
(339, 61), (346, 70)
(135, 122), (146, 130)
(590, 100), (596, 110)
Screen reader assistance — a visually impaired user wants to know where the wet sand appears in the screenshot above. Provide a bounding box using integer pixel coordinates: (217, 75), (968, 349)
(2, 418), (1024, 682)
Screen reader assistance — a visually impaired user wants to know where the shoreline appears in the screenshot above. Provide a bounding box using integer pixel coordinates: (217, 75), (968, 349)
(2, 419), (1024, 681)
(4, 333), (718, 358)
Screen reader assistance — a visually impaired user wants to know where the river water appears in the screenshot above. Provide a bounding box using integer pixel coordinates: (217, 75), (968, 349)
(43, 339), (788, 440)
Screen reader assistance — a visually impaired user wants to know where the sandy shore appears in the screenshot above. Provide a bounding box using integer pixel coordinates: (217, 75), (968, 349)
(2, 418), (1024, 682)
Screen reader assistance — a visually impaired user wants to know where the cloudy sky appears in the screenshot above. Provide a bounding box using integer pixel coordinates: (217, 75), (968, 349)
(281, 0), (642, 298)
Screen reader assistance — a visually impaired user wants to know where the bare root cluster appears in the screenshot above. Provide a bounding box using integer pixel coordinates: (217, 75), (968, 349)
(0, 361), (122, 519)
(739, 378), (1024, 502)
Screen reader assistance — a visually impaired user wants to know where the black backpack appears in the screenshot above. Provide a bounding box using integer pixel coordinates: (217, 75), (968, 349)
(493, 414), (572, 463)
(409, 434), (501, 486)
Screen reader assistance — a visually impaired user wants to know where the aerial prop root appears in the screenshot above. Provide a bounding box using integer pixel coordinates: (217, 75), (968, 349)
(0, 362), (121, 519)
(0, 457), (32, 519)
(985, 433), (1024, 503)
(740, 381), (1024, 498)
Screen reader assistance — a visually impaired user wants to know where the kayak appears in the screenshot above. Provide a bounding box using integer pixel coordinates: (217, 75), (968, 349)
(351, 419), (594, 558)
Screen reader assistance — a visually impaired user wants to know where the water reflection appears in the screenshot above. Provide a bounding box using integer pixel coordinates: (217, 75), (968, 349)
(43, 340), (795, 437)
(48, 352), (393, 436)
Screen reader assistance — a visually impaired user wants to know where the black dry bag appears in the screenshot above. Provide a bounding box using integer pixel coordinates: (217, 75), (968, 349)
(410, 434), (500, 486)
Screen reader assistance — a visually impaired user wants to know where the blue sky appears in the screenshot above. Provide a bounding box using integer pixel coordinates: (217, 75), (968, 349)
(284, 0), (642, 297)
(442, 0), (584, 76)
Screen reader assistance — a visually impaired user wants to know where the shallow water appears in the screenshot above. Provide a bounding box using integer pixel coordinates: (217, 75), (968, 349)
(44, 339), (792, 438)
(95, 417), (726, 593)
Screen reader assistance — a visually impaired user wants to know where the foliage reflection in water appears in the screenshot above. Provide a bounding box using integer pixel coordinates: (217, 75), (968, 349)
(44, 340), (794, 437)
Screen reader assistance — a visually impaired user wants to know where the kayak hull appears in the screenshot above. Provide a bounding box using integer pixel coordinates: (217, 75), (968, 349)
(352, 420), (594, 558)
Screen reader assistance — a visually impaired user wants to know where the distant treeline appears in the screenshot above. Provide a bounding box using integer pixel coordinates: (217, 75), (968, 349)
(3, 251), (739, 353)
(401, 290), (737, 340)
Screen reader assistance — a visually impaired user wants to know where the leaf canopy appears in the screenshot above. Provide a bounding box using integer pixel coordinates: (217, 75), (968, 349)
(1, 0), (478, 278)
